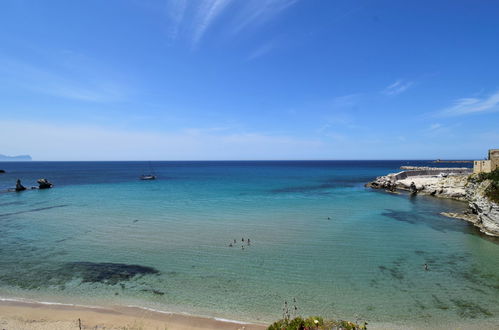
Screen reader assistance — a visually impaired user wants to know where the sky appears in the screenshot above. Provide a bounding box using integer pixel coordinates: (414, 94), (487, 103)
(1, 0), (498, 160)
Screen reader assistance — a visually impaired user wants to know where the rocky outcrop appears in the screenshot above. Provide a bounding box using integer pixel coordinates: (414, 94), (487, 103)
(366, 170), (469, 201)
(367, 169), (499, 237)
(37, 178), (53, 189)
(466, 178), (499, 236)
(15, 179), (26, 192)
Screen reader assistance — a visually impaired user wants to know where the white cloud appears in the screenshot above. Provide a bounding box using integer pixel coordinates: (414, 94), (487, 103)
(0, 57), (126, 102)
(0, 120), (324, 160)
(428, 123), (442, 131)
(166, 0), (188, 41)
(247, 41), (276, 60)
(438, 90), (499, 116)
(383, 79), (413, 96)
(230, 0), (298, 35)
(191, 0), (232, 48)
(164, 0), (298, 48)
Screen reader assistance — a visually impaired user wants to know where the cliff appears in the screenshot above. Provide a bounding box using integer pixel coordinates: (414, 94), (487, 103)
(366, 167), (499, 237)
(466, 177), (499, 236)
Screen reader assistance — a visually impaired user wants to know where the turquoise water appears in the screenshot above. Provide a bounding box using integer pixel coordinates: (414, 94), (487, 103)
(0, 161), (498, 326)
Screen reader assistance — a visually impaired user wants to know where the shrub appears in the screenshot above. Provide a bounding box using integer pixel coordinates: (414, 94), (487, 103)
(268, 316), (367, 330)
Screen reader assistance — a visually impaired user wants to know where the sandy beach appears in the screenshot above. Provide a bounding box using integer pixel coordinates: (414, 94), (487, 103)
(0, 299), (266, 330)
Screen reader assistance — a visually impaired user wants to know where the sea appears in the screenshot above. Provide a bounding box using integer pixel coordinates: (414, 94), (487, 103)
(0, 161), (498, 327)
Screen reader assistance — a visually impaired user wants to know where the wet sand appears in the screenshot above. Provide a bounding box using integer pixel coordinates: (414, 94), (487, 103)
(0, 299), (266, 330)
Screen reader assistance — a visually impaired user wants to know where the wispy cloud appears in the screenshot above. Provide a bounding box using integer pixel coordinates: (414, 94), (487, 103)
(166, 0), (188, 41)
(164, 0), (298, 48)
(247, 41), (276, 60)
(383, 79), (413, 96)
(0, 120), (324, 160)
(428, 123), (442, 131)
(438, 90), (499, 116)
(0, 56), (126, 102)
(191, 0), (232, 48)
(230, 0), (298, 35)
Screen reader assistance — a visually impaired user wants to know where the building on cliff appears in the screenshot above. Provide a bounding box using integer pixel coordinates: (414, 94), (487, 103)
(473, 149), (499, 174)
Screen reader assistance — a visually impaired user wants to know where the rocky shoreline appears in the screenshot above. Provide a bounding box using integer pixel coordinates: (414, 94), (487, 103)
(366, 167), (499, 237)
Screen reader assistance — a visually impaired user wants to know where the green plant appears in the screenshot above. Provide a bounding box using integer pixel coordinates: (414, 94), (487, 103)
(268, 316), (366, 330)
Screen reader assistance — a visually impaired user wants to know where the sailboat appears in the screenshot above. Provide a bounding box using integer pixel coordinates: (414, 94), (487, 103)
(140, 161), (156, 180)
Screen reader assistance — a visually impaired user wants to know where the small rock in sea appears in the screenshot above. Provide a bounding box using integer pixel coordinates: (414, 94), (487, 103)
(15, 179), (27, 192)
(37, 178), (53, 189)
(0, 169), (5, 173)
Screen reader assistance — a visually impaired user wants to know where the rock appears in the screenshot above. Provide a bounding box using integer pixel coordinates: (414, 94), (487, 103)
(466, 178), (499, 236)
(15, 179), (26, 192)
(367, 170), (468, 201)
(440, 212), (479, 224)
(0, 169), (5, 173)
(367, 170), (499, 237)
(37, 178), (53, 189)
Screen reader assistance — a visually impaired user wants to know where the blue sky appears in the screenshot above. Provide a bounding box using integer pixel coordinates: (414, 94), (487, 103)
(1, 0), (498, 160)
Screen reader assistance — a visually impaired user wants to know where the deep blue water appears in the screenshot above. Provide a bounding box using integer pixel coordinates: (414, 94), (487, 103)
(1, 160), (497, 327)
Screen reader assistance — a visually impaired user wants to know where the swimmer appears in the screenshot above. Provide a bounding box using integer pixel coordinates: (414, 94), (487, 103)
(424, 263), (429, 271)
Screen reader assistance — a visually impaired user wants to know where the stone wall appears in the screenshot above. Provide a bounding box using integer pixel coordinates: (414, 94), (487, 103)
(489, 149), (499, 171)
(474, 160), (492, 174)
(392, 168), (472, 180)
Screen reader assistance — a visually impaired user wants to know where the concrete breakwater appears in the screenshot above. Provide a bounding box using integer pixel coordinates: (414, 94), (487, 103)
(366, 167), (499, 237)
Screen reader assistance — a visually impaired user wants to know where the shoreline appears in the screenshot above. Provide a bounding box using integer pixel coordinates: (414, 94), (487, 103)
(0, 297), (267, 330)
(2, 298), (499, 330)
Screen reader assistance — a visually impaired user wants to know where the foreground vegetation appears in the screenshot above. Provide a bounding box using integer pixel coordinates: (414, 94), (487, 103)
(475, 168), (499, 203)
(268, 316), (367, 330)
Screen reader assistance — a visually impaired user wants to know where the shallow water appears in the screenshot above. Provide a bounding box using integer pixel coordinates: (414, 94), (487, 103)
(0, 161), (498, 326)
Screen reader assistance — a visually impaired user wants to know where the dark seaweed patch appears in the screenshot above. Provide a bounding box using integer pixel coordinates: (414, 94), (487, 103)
(0, 261), (160, 289)
(65, 262), (159, 285)
(378, 265), (404, 280)
(413, 298), (427, 310)
(0, 204), (68, 218)
(271, 183), (337, 193)
(0, 201), (24, 207)
(141, 288), (165, 295)
(450, 299), (492, 318)
(457, 267), (499, 291)
(431, 294), (449, 310)
(270, 178), (358, 194)
(382, 209), (471, 233)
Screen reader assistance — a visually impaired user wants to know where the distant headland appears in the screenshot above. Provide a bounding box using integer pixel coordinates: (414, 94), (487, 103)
(0, 154), (32, 161)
